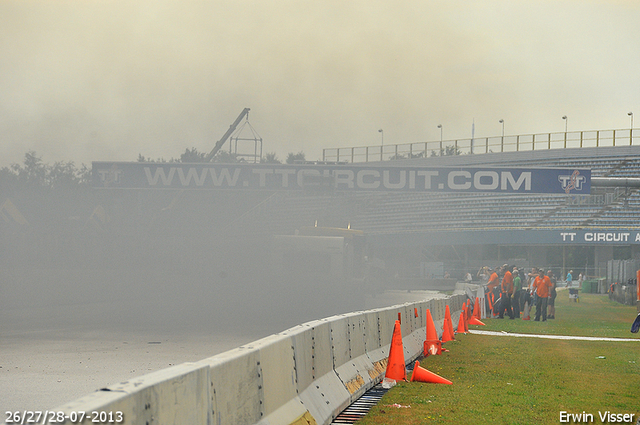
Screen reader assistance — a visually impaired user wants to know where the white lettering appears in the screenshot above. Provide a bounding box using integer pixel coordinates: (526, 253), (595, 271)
(501, 171), (531, 191)
(474, 171), (499, 190)
(253, 168), (273, 187)
(417, 171), (439, 189)
(383, 170), (406, 189)
(583, 232), (630, 243)
(448, 171), (472, 190)
(560, 411), (594, 423)
(356, 170), (380, 189)
(177, 167), (209, 186)
(144, 167), (175, 186)
(297, 169), (321, 188)
(561, 232), (576, 242)
(559, 411), (568, 423)
(210, 168), (241, 187)
(636, 233), (640, 242)
(334, 170), (355, 188)
(274, 169), (296, 187)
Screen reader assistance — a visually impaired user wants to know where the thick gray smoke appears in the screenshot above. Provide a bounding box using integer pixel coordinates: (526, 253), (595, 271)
(1, 1), (639, 167)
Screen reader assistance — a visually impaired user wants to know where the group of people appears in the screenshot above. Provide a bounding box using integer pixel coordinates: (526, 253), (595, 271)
(479, 265), (558, 322)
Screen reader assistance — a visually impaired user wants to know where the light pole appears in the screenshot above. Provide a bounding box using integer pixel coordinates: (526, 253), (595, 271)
(562, 115), (568, 133)
(629, 112), (634, 129)
(378, 129), (384, 146)
(437, 124), (443, 154)
(499, 119), (504, 137)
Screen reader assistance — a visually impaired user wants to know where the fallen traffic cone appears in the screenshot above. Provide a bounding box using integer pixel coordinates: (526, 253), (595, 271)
(423, 309), (442, 356)
(444, 305), (455, 341)
(456, 311), (467, 334)
(382, 320), (406, 388)
(468, 316), (486, 326)
(410, 361), (452, 385)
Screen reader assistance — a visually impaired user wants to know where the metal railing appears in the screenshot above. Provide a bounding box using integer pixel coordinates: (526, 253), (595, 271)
(322, 128), (639, 163)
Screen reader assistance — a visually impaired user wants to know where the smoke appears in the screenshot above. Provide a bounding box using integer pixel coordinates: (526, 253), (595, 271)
(1, 0), (640, 167)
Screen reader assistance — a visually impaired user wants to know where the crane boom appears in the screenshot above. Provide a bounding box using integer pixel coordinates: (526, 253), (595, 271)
(205, 108), (250, 162)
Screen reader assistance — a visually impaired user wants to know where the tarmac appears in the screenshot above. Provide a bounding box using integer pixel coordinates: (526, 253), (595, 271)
(1, 289), (440, 413)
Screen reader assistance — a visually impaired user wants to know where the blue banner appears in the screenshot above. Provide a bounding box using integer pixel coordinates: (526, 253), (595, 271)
(92, 162), (591, 194)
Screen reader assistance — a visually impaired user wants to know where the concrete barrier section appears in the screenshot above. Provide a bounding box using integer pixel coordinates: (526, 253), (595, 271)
(40, 294), (467, 425)
(49, 362), (210, 425)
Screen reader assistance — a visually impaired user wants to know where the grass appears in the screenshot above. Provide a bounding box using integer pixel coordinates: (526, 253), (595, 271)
(358, 292), (640, 425)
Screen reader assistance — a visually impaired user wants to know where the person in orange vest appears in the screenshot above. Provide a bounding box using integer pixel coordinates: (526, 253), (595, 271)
(499, 265), (515, 319)
(487, 267), (500, 292)
(486, 267), (501, 316)
(532, 269), (553, 322)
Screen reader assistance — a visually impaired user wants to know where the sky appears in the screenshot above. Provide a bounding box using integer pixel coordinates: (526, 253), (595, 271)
(1, 0), (640, 168)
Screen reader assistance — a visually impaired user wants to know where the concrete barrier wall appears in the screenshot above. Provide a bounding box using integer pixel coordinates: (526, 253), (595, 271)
(46, 294), (466, 425)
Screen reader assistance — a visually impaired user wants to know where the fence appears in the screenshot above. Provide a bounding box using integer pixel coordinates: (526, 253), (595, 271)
(323, 128), (639, 163)
(609, 282), (637, 306)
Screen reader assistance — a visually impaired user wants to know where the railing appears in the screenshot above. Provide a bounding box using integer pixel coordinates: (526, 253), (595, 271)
(323, 128), (639, 163)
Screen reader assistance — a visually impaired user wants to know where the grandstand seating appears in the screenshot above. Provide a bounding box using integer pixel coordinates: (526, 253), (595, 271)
(235, 146), (640, 235)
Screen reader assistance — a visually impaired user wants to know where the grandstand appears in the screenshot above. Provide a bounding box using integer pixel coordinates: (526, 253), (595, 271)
(236, 146), (640, 232)
(232, 145), (640, 279)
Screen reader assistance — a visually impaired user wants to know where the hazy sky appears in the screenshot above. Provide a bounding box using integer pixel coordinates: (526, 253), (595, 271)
(1, 0), (639, 167)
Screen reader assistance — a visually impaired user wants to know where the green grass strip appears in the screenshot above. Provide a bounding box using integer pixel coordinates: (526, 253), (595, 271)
(359, 292), (640, 424)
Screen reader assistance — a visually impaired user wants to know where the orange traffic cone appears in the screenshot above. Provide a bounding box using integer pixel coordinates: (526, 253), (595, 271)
(383, 320), (406, 388)
(423, 309), (441, 356)
(456, 311), (467, 334)
(468, 316), (486, 326)
(441, 317), (454, 343)
(444, 305), (455, 341)
(410, 361), (452, 385)
(473, 297), (482, 319)
(426, 309), (438, 341)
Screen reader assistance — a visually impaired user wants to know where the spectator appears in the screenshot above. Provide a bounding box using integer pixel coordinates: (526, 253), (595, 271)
(547, 270), (557, 319)
(512, 267), (522, 318)
(477, 266), (490, 282)
(498, 265), (514, 319)
(487, 267), (501, 316)
(566, 270), (573, 287)
(532, 269), (552, 322)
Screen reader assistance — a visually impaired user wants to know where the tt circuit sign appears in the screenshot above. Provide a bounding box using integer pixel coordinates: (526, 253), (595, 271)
(92, 162), (591, 194)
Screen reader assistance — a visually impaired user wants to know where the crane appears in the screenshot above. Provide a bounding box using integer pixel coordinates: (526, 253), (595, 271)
(205, 108), (250, 162)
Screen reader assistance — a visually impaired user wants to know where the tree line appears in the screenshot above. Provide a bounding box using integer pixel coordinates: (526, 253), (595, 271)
(0, 149), (307, 190)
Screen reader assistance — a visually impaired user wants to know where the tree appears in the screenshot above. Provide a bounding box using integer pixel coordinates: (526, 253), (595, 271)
(211, 151), (238, 163)
(286, 151), (306, 164)
(179, 147), (207, 163)
(261, 152), (281, 164)
(430, 145), (461, 157)
(0, 151), (90, 190)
